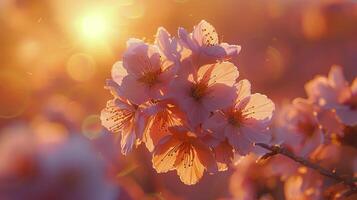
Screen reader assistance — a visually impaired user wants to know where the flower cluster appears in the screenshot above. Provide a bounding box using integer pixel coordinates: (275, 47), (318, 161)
(275, 66), (357, 157)
(101, 20), (275, 185)
(259, 66), (357, 199)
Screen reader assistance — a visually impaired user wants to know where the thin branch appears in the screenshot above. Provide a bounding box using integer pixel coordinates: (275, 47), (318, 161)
(255, 143), (357, 192)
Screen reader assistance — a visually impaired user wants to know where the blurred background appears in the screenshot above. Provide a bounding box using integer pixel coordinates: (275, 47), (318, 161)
(0, 0), (357, 199)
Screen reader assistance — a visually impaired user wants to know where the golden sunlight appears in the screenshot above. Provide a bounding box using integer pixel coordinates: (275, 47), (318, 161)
(80, 12), (108, 41)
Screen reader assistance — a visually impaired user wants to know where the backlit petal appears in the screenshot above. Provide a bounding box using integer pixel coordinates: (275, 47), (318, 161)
(152, 136), (180, 173)
(241, 93), (275, 121)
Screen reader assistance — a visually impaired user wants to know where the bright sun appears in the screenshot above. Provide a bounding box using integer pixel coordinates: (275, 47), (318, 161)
(81, 13), (108, 41)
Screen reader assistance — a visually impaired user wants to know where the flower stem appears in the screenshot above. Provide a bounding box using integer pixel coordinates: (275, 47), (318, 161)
(255, 143), (357, 193)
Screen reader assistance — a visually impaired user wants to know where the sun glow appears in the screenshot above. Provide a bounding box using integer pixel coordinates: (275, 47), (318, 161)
(80, 12), (108, 41)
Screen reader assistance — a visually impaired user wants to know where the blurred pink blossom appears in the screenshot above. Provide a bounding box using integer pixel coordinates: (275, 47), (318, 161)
(305, 65), (357, 126)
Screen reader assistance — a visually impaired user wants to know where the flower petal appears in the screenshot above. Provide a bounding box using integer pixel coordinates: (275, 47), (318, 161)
(203, 83), (236, 111)
(187, 101), (210, 128)
(192, 20), (218, 47)
(219, 43), (241, 57)
(143, 111), (174, 152)
(192, 139), (217, 173)
(155, 27), (180, 62)
(198, 62), (239, 86)
(175, 149), (205, 185)
(178, 27), (197, 51)
(299, 129), (324, 157)
(225, 126), (252, 155)
(317, 109), (344, 136)
(213, 140), (234, 171)
(121, 75), (150, 105)
(240, 126), (271, 144)
(123, 42), (161, 77)
(305, 76), (338, 105)
(234, 79), (251, 104)
(152, 135), (180, 173)
(328, 65), (348, 90)
(120, 126), (136, 155)
(203, 43), (241, 59)
(100, 99), (134, 133)
(335, 106), (357, 126)
(241, 93), (275, 122)
(111, 61), (128, 86)
(202, 111), (227, 139)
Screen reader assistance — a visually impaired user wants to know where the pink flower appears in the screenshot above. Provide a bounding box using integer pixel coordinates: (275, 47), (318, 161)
(170, 61), (239, 128)
(113, 39), (173, 105)
(305, 65), (357, 126)
(141, 100), (186, 152)
(155, 27), (189, 64)
(178, 20), (241, 65)
(275, 98), (324, 157)
(152, 126), (217, 185)
(100, 97), (146, 155)
(229, 154), (280, 200)
(203, 79), (275, 155)
(284, 169), (323, 200)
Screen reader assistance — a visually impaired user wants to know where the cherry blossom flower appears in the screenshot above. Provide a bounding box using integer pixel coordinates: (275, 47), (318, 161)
(100, 20), (279, 187)
(178, 20), (241, 65)
(305, 65), (357, 126)
(275, 98), (324, 157)
(141, 100), (186, 152)
(170, 61), (239, 128)
(203, 79), (275, 155)
(100, 97), (146, 155)
(113, 39), (173, 105)
(152, 126), (217, 185)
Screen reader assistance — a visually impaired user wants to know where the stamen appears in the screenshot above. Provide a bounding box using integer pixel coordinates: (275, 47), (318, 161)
(105, 105), (134, 133)
(201, 27), (218, 47)
(190, 82), (208, 101)
(138, 70), (161, 87)
(228, 110), (242, 128)
(160, 143), (183, 162)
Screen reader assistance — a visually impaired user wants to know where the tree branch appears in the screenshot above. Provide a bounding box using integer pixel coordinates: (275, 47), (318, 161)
(255, 143), (357, 193)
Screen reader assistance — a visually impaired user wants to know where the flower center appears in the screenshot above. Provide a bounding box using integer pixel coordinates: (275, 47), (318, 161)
(228, 110), (242, 127)
(190, 82), (208, 101)
(138, 70), (160, 87)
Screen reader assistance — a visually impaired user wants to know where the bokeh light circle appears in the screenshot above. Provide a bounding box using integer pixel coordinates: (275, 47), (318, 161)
(82, 114), (103, 140)
(66, 53), (96, 82)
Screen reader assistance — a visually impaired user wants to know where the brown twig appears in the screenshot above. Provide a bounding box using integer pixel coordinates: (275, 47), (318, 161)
(255, 143), (357, 193)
